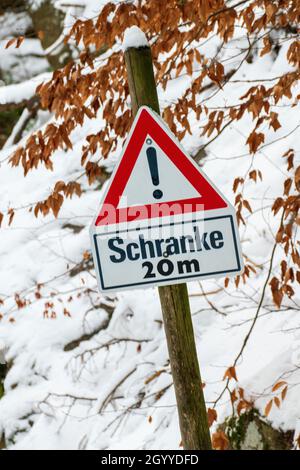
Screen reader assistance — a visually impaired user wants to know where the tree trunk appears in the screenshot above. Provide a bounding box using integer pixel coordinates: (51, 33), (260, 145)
(28, 0), (71, 69)
(0, 0), (25, 15)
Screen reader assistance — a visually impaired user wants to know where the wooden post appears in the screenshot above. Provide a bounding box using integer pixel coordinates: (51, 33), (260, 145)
(0, 364), (6, 400)
(124, 44), (212, 450)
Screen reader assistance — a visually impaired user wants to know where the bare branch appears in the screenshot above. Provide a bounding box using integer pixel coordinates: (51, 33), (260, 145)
(0, 95), (39, 113)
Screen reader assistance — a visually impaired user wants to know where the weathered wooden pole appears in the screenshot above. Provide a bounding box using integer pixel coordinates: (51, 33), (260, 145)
(124, 35), (212, 450)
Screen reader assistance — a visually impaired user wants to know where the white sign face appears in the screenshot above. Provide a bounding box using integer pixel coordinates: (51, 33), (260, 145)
(92, 215), (242, 292)
(118, 134), (200, 208)
(90, 106), (243, 293)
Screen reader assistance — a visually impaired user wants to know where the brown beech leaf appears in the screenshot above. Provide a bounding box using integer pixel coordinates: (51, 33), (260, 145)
(272, 197), (284, 215)
(246, 131), (265, 153)
(243, 199), (252, 213)
(249, 170), (257, 182)
(272, 381), (287, 392)
(264, 399), (273, 417)
(237, 399), (252, 416)
(8, 209), (15, 226)
(212, 430), (229, 450)
(260, 36), (272, 57)
(284, 178), (292, 196)
(270, 276), (283, 308)
(295, 166), (300, 191)
(274, 396), (280, 408)
(223, 366), (237, 381)
(281, 386), (288, 401)
(144, 369), (164, 385)
(5, 38), (16, 49)
(16, 36), (25, 48)
(233, 177), (244, 193)
(207, 408), (217, 427)
(38, 30), (45, 40)
(54, 181), (66, 193)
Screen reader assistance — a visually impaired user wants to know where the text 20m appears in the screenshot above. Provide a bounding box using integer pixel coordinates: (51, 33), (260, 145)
(142, 258), (200, 279)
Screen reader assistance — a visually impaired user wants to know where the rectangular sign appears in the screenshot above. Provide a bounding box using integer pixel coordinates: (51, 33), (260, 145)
(91, 107), (243, 292)
(92, 215), (241, 292)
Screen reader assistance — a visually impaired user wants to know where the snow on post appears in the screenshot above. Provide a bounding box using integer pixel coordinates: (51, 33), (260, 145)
(122, 26), (149, 51)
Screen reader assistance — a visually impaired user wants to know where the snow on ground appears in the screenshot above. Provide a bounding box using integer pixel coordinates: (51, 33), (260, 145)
(0, 17), (299, 450)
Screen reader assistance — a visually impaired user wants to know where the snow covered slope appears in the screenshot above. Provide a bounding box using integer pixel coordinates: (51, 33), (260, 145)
(0, 9), (299, 450)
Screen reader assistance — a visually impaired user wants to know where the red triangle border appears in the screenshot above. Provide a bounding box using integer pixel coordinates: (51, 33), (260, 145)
(95, 108), (227, 226)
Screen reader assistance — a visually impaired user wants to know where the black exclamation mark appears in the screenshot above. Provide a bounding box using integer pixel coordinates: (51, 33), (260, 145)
(146, 146), (163, 200)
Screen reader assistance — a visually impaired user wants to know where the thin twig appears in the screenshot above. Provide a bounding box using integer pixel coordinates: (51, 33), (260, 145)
(213, 208), (286, 407)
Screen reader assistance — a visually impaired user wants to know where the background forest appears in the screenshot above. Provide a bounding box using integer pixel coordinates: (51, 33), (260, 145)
(0, 0), (299, 450)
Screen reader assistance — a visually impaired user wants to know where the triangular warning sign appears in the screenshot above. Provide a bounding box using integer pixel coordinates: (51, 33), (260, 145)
(95, 106), (227, 226)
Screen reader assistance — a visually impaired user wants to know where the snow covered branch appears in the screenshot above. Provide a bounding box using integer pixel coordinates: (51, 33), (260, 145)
(0, 73), (49, 112)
